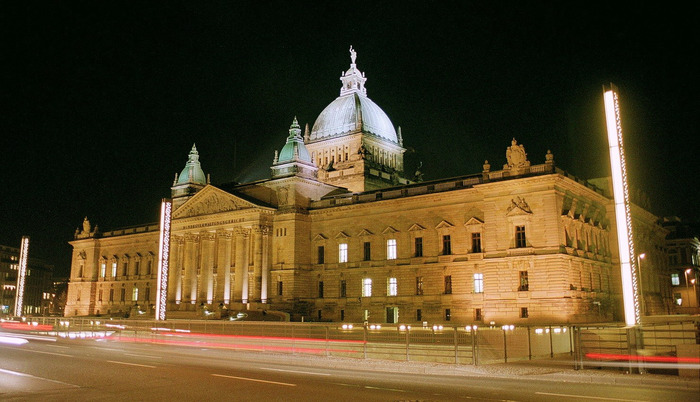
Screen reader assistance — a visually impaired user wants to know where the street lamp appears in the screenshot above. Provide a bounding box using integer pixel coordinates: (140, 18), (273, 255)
(637, 253), (646, 317)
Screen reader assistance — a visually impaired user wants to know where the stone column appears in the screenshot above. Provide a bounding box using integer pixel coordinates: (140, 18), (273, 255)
(168, 236), (184, 305)
(200, 232), (216, 304)
(260, 226), (270, 303)
(217, 230), (233, 304)
(234, 228), (250, 303)
(182, 234), (197, 304)
(252, 226), (264, 302)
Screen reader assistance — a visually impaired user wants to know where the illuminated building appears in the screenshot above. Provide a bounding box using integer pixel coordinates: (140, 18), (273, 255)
(65, 49), (673, 324)
(0, 244), (54, 316)
(661, 217), (700, 314)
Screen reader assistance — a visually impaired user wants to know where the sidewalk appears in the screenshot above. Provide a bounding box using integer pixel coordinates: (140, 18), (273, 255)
(240, 352), (700, 391)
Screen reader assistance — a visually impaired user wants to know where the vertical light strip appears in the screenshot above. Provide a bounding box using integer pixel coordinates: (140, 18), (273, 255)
(603, 84), (640, 326)
(155, 199), (172, 321)
(14, 236), (30, 317)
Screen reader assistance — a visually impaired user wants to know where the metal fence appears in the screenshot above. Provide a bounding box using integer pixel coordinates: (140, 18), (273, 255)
(18, 317), (574, 365)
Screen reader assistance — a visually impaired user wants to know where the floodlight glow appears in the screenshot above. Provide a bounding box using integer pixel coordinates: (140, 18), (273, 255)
(604, 85), (640, 326)
(155, 199), (173, 321)
(14, 236), (29, 317)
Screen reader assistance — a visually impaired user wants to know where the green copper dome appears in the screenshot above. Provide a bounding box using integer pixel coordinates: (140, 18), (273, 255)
(278, 117), (311, 163)
(177, 144), (207, 185)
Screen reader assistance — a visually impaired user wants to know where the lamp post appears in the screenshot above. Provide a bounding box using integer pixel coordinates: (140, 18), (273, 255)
(637, 253), (646, 317)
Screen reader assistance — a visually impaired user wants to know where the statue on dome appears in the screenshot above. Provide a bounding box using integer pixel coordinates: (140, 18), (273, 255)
(349, 45), (357, 64)
(505, 138), (530, 169)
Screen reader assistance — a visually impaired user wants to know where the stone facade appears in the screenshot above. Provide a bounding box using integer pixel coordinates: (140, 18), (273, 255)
(65, 49), (673, 325)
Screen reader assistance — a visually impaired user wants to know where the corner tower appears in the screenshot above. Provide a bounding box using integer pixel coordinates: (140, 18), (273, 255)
(305, 47), (409, 192)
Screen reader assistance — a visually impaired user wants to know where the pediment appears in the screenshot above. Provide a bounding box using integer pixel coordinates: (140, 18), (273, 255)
(464, 217), (484, 226)
(407, 223), (425, 232)
(357, 229), (373, 237)
(335, 231), (350, 239)
(174, 186), (260, 218)
(435, 220), (454, 229)
(313, 233), (328, 241)
(382, 226), (399, 234)
(506, 196), (533, 216)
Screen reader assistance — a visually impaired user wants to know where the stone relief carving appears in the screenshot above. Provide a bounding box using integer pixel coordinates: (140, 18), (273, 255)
(507, 196), (532, 214)
(179, 192), (245, 217)
(504, 138), (530, 169)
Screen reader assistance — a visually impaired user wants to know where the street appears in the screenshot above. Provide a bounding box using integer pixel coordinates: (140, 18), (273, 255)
(0, 331), (696, 401)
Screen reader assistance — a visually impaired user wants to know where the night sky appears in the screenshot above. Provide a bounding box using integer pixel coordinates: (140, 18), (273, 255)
(3, 2), (698, 277)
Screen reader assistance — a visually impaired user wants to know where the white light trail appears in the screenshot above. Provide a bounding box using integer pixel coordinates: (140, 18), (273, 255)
(156, 199), (173, 321)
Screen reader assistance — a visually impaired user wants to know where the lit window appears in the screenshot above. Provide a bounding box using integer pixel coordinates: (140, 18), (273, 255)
(416, 276), (424, 295)
(519, 271), (529, 291)
(387, 277), (397, 296)
(474, 273), (484, 293)
(387, 239), (397, 260)
(339, 243), (348, 263)
(100, 263), (106, 278)
(362, 278), (372, 297)
(132, 287), (138, 301)
(671, 273), (680, 286)
(111, 262), (117, 278)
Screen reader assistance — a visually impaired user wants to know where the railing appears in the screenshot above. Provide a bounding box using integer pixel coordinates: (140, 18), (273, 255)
(16, 318), (574, 366)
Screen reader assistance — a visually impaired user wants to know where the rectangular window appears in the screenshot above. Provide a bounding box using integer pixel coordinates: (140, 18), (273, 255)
(144, 287), (150, 302)
(340, 279), (347, 297)
(277, 281), (283, 296)
(416, 276), (424, 295)
(387, 277), (397, 296)
(474, 308), (482, 321)
(98, 289), (103, 302)
(111, 263), (117, 278)
(442, 235), (452, 255)
(317, 310), (322, 321)
(520, 307), (529, 318)
(363, 241), (371, 261)
(515, 226), (527, 248)
(387, 239), (397, 260)
(444, 275), (452, 294)
(109, 289), (114, 302)
(416, 308), (422, 321)
(671, 273), (680, 286)
(414, 237), (423, 257)
(134, 261), (140, 276)
(100, 263), (106, 278)
(340, 309), (345, 321)
(445, 308), (451, 321)
(132, 287), (139, 301)
(338, 243), (348, 263)
(362, 278), (372, 297)
(471, 232), (482, 253)
(146, 260), (152, 275)
(120, 288), (125, 302)
(317, 246), (325, 264)
(474, 273), (484, 293)
(519, 271), (529, 291)
(122, 262), (128, 276)
(318, 281), (324, 298)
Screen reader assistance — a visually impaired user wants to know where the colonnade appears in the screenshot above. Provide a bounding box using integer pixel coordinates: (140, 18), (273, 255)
(167, 225), (270, 307)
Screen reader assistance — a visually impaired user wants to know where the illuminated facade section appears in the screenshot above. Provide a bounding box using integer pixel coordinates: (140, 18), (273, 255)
(14, 236), (29, 317)
(155, 199), (172, 320)
(604, 84), (640, 326)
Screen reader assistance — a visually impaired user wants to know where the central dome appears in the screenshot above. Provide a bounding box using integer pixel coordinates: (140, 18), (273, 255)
(309, 47), (398, 143)
(310, 93), (398, 143)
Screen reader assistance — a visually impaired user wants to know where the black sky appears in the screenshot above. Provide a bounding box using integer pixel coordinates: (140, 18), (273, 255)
(2, 1), (698, 277)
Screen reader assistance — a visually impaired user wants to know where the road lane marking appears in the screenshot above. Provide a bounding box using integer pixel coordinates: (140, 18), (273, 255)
(123, 353), (163, 359)
(22, 349), (72, 357)
(0, 368), (80, 387)
(536, 392), (648, 401)
(211, 373), (296, 386)
(365, 385), (406, 393)
(46, 344), (70, 349)
(261, 368), (330, 376)
(106, 360), (156, 368)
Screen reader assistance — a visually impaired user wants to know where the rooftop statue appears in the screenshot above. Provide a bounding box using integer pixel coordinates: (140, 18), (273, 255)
(505, 138), (530, 169)
(349, 45), (357, 64)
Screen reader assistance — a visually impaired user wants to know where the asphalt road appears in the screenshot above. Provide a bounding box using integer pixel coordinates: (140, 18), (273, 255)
(0, 331), (696, 401)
